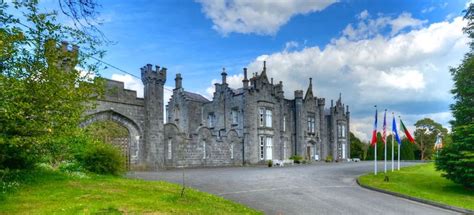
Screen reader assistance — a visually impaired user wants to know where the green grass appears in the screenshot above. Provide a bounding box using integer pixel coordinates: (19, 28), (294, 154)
(0, 170), (261, 214)
(359, 163), (473, 211)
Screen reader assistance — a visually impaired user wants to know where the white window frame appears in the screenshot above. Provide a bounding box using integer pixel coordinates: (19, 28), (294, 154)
(259, 108), (265, 127)
(259, 136), (265, 160)
(265, 109), (272, 128)
(308, 115), (315, 133)
(266, 137), (273, 160)
(208, 113), (215, 128)
(167, 139), (172, 159)
(230, 143), (234, 159)
(283, 116), (286, 132)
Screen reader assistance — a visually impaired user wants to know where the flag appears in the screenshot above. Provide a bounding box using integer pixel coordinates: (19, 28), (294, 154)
(382, 110), (387, 144)
(400, 119), (415, 144)
(371, 108), (378, 146)
(392, 116), (401, 145)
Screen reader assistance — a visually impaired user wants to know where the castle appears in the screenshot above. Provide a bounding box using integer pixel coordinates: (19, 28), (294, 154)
(83, 62), (351, 170)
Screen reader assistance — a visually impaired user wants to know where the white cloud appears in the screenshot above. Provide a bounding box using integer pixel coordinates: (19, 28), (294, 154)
(284, 41), (299, 51)
(196, 0), (337, 35)
(245, 13), (468, 141)
(421, 6), (435, 14)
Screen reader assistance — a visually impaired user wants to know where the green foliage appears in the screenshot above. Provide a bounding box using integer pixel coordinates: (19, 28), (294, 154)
(365, 133), (415, 160)
(414, 118), (448, 160)
(325, 155), (333, 162)
(289, 155), (303, 164)
(350, 132), (366, 160)
(83, 120), (129, 144)
(0, 1), (105, 170)
(399, 138), (416, 160)
(436, 124), (474, 188)
(359, 163), (473, 210)
(267, 160), (273, 167)
(436, 3), (474, 188)
(81, 142), (125, 175)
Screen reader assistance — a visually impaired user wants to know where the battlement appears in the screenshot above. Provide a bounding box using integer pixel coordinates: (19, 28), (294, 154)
(141, 64), (167, 85)
(45, 39), (79, 70)
(101, 78), (144, 106)
(294, 90), (304, 99)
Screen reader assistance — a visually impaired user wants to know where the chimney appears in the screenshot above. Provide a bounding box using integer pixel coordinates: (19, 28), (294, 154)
(221, 67), (227, 84)
(175, 73), (182, 89)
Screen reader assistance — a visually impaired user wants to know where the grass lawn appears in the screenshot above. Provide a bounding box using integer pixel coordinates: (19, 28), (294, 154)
(358, 163), (473, 211)
(0, 170), (261, 214)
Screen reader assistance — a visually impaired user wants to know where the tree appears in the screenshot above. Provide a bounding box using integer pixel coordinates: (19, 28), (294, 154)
(435, 3), (474, 188)
(414, 118), (448, 160)
(350, 132), (366, 160)
(0, 1), (105, 169)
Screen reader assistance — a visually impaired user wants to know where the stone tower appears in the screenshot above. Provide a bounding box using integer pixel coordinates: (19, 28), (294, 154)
(141, 64), (167, 169)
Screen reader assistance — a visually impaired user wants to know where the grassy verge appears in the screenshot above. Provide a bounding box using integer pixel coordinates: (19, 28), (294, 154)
(0, 170), (261, 214)
(358, 163), (473, 211)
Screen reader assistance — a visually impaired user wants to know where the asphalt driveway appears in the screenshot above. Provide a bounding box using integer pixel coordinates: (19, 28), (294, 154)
(129, 161), (457, 215)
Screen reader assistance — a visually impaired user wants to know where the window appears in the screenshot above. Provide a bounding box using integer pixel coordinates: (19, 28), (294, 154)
(202, 141), (206, 159)
(259, 136), (265, 160)
(208, 113), (215, 128)
(230, 143), (234, 159)
(266, 137), (273, 160)
(283, 116), (286, 132)
(308, 115), (315, 133)
(259, 108), (265, 127)
(265, 110), (272, 127)
(283, 141), (287, 160)
(167, 139), (172, 159)
(338, 124), (346, 138)
(231, 109), (238, 125)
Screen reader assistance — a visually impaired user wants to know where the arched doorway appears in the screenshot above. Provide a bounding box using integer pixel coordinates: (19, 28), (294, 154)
(84, 120), (131, 169)
(306, 141), (319, 161)
(80, 110), (143, 170)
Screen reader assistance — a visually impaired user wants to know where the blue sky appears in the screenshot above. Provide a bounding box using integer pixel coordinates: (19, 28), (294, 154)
(34, 0), (470, 140)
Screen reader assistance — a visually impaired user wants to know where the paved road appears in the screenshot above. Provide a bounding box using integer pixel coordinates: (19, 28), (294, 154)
(129, 161), (457, 215)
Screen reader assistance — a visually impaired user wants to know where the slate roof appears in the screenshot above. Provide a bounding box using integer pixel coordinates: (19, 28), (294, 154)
(183, 91), (210, 103)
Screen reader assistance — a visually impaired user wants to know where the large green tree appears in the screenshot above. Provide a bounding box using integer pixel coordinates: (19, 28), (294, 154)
(435, 4), (474, 188)
(0, 1), (104, 169)
(350, 132), (366, 160)
(414, 118), (448, 160)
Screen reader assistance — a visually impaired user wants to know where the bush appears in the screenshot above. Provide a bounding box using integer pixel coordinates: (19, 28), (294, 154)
(435, 124), (474, 188)
(81, 142), (125, 175)
(0, 137), (38, 170)
(325, 155), (333, 162)
(289, 155), (303, 164)
(267, 160), (273, 167)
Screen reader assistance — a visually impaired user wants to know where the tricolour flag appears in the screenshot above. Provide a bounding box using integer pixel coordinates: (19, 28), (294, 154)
(392, 116), (401, 145)
(400, 119), (415, 144)
(371, 108), (378, 146)
(382, 110), (387, 144)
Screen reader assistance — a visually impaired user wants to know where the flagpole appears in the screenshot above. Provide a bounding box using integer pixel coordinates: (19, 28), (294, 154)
(383, 110), (387, 174)
(391, 114), (394, 172)
(398, 116), (401, 171)
(374, 105), (377, 175)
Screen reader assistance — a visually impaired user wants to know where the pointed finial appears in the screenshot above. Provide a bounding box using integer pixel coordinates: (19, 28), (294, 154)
(309, 77), (312, 85)
(263, 61), (266, 70)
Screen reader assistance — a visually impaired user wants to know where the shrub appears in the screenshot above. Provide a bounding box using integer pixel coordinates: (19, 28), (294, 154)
(0, 137), (38, 170)
(81, 142), (125, 175)
(267, 160), (273, 167)
(289, 155), (303, 164)
(325, 155), (333, 162)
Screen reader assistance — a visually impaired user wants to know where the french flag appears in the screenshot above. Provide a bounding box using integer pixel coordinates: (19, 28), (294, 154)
(371, 107), (378, 146)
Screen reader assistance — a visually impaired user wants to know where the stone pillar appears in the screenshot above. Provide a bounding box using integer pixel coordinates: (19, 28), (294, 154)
(294, 90), (304, 157)
(242, 68), (249, 89)
(141, 64), (166, 169)
(175, 73), (182, 90)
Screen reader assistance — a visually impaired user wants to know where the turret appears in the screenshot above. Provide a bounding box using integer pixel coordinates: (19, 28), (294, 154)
(141, 64), (167, 169)
(294, 90), (304, 157)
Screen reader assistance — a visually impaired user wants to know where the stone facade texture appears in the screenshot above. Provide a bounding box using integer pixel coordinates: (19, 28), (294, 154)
(84, 62), (350, 170)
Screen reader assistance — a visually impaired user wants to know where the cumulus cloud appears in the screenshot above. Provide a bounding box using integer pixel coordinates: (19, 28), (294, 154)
(196, 0), (337, 35)
(244, 12), (468, 141)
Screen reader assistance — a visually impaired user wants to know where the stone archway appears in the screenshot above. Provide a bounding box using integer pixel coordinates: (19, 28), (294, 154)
(81, 110), (143, 169)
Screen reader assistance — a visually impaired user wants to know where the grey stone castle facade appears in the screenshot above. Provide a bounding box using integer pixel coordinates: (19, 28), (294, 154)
(83, 62), (350, 170)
